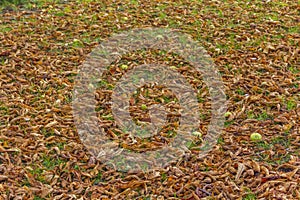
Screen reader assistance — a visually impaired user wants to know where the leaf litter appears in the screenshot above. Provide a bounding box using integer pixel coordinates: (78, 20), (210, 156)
(0, 0), (299, 199)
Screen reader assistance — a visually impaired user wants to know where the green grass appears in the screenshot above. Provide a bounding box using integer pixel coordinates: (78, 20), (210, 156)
(242, 187), (256, 200)
(76, 0), (95, 3)
(40, 128), (55, 137)
(161, 172), (167, 182)
(96, 80), (114, 90)
(34, 196), (45, 200)
(254, 136), (292, 165)
(42, 155), (65, 170)
(0, 104), (9, 115)
(236, 88), (245, 95)
(29, 167), (47, 183)
(288, 66), (299, 74)
(185, 141), (197, 149)
(166, 130), (176, 138)
(255, 141), (271, 150)
(217, 136), (224, 145)
(101, 113), (114, 120)
(288, 26), (300, 34)
(0, 0), (29, 6)
(71, 39), (84, 48)
(0, 24), (12, 32)
(271, 136), (290, 148)
(255, 136), (290, 150)
(224, 120), (234, 127)
(30, 167), (43, 176)
(92, 172), (102, 185)
(0, 0), (61, 11)
(256, 111), (272, 120)
(21, 178), (31, 186)
(286, 99), (296, 111)
(247, 110), (272, 121)
(243, 193), (256, 200)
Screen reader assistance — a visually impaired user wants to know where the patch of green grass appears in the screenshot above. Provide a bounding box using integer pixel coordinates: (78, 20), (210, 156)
(66, 73), (77, 83)
(271, 34), (284, 40)
(271, 136), (290, 148)
(0, 25), (12, 32)
(54, 11), (65, 17)
(42, 155), (65, 170)
(271, 1), (289, 7)
(243, 193), (256, 200)
(246, 35), (267, 48)
(64, 94), (72, 104)
(247, 111), (255, 119)
(130, 0), (139, 5)
(265, 13), (279, 21)
(288, 66), (299, 74)
(0, 104), (9, 115)
(0, 56), (7, 65)
(256, 111), (272, 120)
(101, 113), (114, 120)
(197, 95), (205, 103)
(255, 141), (271, 150)
(286, 99), (296, 111)
(248, 110), (272, 121)
(274, 153), (291, 165)
(34, 196), (45, 200)
(159, 12), (167, 20)
(291, 83), (298, 88)
(216, 43), (229, 52)
(236, 88), (245, 95)
(217, 136), (224, 145)
(76, 0), (95, 3)
(161, 172), (167, 182)
(154, 96), (173, 104)
(29, 167), (47, 183)
(22, 178), (31, 186)
(185, 141), (197, 149)
(288, 26), (299, 34)
(92, 172), (102, 185)
(0, 0), (29, 7)
(40, 128), (55, 137)
(242, 187), (257, 200)
(254, 136), (292, 165)
(71, 39), (84, 48)
(95, 106), (104, 112)
(166, 130), (176, 138)
(224, 120), (234, 127)
(96, 80), (114, 90)
(0, 0), (58, 11)
(199, 113), (210, 121)
(30, 167), (43, 176)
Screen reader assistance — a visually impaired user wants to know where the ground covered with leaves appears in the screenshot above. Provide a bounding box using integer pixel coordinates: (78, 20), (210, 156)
(0, 0), (299, 199)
